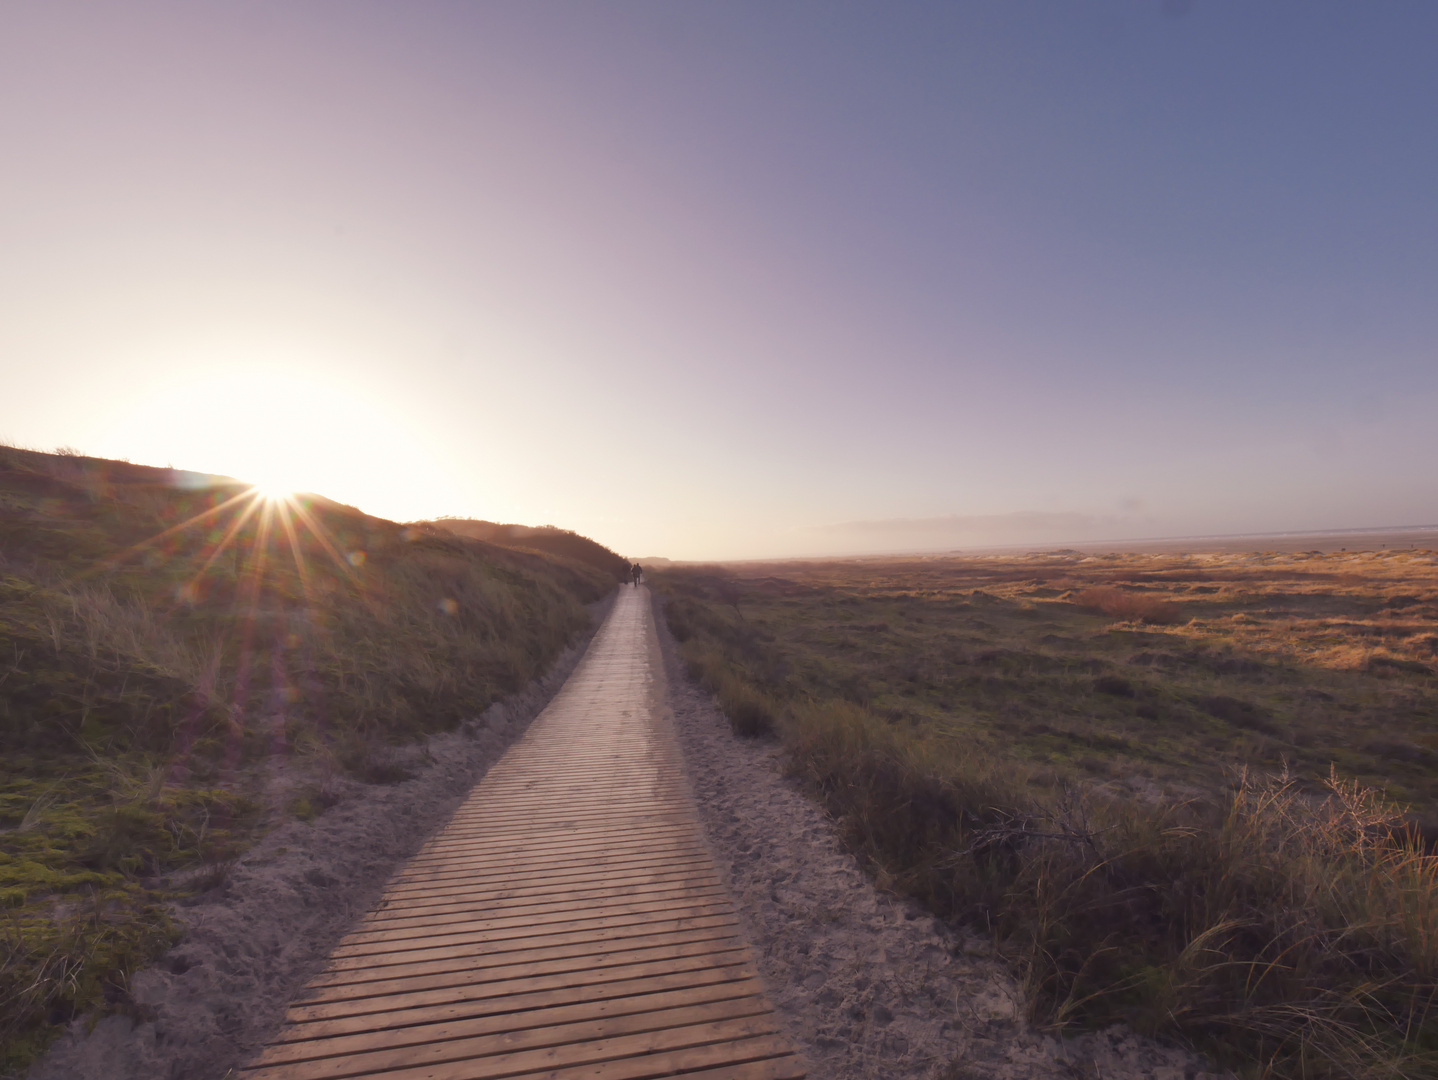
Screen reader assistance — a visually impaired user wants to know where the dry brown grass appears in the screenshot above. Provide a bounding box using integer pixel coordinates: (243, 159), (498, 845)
(1074, 584), (1183, 624)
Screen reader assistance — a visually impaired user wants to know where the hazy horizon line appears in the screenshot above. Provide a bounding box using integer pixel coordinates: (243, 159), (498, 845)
(642, 521), (1438, 565)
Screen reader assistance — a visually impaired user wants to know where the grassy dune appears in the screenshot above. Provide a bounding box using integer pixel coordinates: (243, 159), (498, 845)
(656, 550), (1438, 1078)
(427, 518), (632, 582)
(0, 446), (611, 1069)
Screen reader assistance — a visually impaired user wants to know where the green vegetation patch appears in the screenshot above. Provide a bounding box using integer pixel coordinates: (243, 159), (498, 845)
(0, 759), (255, 1070)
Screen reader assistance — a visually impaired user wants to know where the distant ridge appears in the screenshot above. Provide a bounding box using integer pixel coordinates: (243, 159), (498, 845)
(428, 519), (631, 581)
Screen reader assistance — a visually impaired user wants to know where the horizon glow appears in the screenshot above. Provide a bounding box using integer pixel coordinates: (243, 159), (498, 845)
(2, 2), (1436, 560)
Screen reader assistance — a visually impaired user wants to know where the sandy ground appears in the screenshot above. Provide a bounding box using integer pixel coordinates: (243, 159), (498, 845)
(26, 595), (614, 1080)
(651, 592), (1224, 1080)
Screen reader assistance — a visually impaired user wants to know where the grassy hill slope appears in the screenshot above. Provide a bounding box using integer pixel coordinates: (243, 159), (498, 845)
(0, 447), (613, 1069)
(427, 519), (631, 582)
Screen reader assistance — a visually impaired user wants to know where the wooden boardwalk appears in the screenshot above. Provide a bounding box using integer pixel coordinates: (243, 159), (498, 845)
(242, 587), (804, 1080)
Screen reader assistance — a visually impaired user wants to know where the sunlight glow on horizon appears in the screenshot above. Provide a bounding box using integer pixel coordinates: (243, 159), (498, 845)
(250, 480), (299, 503)
(91, 364), (472, 525)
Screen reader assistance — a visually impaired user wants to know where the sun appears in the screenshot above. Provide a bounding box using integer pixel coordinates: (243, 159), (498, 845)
(245, 462), (308, 503)
(101, 363), (461, 522)
(250, 479), (296, 502)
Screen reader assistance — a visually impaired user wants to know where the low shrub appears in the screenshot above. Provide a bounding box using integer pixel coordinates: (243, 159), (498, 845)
(1076, 586), (1182, 625)
(716, 677), (777, 738)
(676, 639), (777, 738)
(1369, 655), (1434, 676)
(1198, 693), (1278, 734)
(1093, 674), (1136, 697)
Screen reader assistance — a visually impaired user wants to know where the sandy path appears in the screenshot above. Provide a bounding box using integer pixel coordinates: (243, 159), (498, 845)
(652, 590), (1221, 1080)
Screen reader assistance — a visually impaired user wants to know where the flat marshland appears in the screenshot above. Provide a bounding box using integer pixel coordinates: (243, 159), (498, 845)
(656, 549), (1438, 1078)
(0, 447), (615, 1070)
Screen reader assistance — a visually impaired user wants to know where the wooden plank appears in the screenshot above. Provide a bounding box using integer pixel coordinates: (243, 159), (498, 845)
(334, 893), (735, 950)
(413, 820), (695, 853)
(410, 826), (698, 860)
(311, 916), (742, 983)
(459, 773), (689, 790)
(379, 858), (718, 898)
(273, 962), (759, 1041)
(381, 851), (717, 892)
(378, 862), (716, 899)
(390, 848), (713, 887)
(345, 885), (731, 938)
(242, 1011), (782, 1080)
(359, 880), (726, 929)
(576, 1051), (806, 1080)
(327, 908), (738, 962)
(533, 1038), (805, 1080)
(291, 940), (752, 1012)
(361, 873), (726, 923)
(396, 845), (710, 880)
(255, 978), (769, 1066)
(300, 929), (750, 999)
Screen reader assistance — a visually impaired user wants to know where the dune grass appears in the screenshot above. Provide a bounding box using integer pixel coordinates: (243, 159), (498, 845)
(656, 550), (1438, 1077)
(426, 518), (632, 582)
(0, 445), (612, 1069)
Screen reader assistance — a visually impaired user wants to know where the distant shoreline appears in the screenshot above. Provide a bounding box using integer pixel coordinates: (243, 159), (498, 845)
(969, 523), (1438, 557)
(652, 523), (1438, 565)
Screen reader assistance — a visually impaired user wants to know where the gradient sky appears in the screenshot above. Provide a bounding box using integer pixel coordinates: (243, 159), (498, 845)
(3, 2), (1436, 559)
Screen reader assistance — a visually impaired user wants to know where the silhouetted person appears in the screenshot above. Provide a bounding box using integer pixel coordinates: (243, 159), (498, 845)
(631, 563), (643, 587)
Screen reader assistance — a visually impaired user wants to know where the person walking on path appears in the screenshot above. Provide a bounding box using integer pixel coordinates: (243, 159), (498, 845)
(631, 563), (643, 587)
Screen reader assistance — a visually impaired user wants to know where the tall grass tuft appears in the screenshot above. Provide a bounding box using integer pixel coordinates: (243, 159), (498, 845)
(681, 641), (778, 737)
(787, 699), (1438, 1076)
(0, 896), (177, 1072)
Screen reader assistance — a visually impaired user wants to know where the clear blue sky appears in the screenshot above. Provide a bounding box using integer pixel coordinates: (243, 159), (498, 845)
(3, 2), (1435, 558)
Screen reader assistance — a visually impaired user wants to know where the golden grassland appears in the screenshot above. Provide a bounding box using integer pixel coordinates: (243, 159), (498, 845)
(656, 549), (1438, 1079)
(0, 446), (614, 1070)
